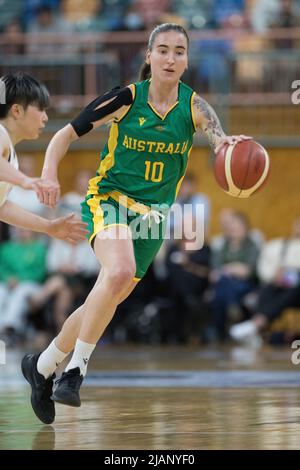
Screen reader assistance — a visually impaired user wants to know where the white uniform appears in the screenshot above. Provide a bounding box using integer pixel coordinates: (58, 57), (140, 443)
(0, 123), (19, 207)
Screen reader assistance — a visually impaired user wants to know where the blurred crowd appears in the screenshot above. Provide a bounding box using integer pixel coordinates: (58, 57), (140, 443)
(1, 0), (299, 100)
(1, 0), (299, 349)
(1, 156), (300, 350)
(2, 0), (300, 35)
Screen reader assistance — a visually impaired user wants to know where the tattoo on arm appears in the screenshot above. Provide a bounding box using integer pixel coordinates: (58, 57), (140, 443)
(194, 95), (225, 149)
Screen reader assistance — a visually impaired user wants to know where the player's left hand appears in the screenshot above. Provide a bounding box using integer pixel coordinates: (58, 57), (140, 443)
(215, 135), (252, 154)
(46, 213), (88, 244)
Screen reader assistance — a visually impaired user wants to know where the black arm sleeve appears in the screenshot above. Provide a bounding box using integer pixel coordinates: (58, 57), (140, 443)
(70, 86), (133, 137)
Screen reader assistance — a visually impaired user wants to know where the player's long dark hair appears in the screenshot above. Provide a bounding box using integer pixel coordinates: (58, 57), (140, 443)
(0, 72), (49, 118)
(139, 23), (189, 81)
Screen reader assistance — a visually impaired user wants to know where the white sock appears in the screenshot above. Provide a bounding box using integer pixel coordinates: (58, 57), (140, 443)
(37, 339), (68, 379)
(65, 339), (95, 376)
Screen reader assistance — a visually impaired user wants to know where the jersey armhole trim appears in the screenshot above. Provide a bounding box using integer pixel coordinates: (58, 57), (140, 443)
(190, 91), (197, 133)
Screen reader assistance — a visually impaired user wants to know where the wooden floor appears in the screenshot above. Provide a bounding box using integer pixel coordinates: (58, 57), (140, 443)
(0, 345), (300, 450)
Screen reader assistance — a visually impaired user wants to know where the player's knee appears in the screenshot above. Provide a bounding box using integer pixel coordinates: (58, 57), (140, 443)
(105, 265), (135, 296)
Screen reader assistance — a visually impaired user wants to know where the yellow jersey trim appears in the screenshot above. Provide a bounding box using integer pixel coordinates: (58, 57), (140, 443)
(88, 122), (119, 195)
(190, 91), (197, 132)
(175, 145), (193, 198)
(147, 100), (179, 121)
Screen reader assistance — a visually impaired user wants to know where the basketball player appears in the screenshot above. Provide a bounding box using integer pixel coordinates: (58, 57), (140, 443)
(0, 72), (87, 242)
(22, 24), (250, 424)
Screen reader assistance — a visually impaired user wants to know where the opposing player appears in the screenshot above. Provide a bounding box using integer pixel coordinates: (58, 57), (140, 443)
(0, 72), (87, 242)
(22, 23), (250, 424)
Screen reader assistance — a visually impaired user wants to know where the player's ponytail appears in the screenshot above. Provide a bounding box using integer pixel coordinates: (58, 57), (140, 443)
(139, 63), (151, 81)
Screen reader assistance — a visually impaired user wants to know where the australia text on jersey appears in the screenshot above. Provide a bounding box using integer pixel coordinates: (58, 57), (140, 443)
(123, 135), (189, 155)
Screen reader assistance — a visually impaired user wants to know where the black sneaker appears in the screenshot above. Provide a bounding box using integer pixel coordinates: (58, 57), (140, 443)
(51, 367), (83, 407)
(21, 353), (55, 424)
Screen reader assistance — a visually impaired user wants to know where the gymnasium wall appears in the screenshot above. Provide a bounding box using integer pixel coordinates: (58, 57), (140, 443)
(32, 146), (300, 240)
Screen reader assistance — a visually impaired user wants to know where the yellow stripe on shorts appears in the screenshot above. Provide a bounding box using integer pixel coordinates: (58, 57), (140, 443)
(87, 194), (110, 243)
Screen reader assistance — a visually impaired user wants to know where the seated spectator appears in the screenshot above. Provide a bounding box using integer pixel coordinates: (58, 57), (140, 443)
(1, 17), (24, 56)
(58, 169), (93, 215)
(197, 36), (234, 93)
(28, 170), (99, 333)
(61, 0), (107, 32)
(172, 0), (211, 30)
(212, 0), (247, 28)
(26, 4), (75, 54)
(0, 228), (47, 345)
(23, 0), (61, 29)
(123, 0), (181, 31)
(211, 208), (265, 251)
(250, 0), (300, 34)
(165, 214), (211, 343)
(230, 216), (300, 344)
(169, 173), (210, 240)
(211, 208), (236, 251)
(210, 211), (259, 340)
(269, 0), (300, 49)
(29, 237), (100, 332)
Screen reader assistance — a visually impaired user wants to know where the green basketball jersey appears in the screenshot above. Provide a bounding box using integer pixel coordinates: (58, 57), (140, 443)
(88, 79), (196, 207)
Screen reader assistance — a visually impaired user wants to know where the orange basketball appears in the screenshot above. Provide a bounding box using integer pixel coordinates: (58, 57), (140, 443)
(214, 140), (270, 198)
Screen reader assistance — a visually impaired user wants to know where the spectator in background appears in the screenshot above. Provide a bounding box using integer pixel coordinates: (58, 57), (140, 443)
(61, 0), (106, 32)
(172, 0), (211, 30)
(230, 216), (300, 344)
(211, 208), (265, 251)
(102, 0), (130, 31)
(0, 228), (47, 345)
(23, 0), (61, 29)
(29, 236), (100, 333)
(196, 36), (233, 94)
(211, 0), (247, 29)
(26, 5), (80, 96)
(250, 0), (300, 34)
(211, 208), (236, 251)
(210, 211), (259, 340)
(166, 213), (211, 343)
(1, 17), (24, 56)
(28, 169), (100, 332)
(58, 169), (93, 215)
(26, 5), (75, 54)
(197, 0), (250, 93)
(269, 0), (300, 49)
(123, 0), (183, 31)
(169, 173), (210, 239)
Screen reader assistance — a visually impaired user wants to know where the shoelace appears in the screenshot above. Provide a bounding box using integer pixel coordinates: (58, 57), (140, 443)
(142, 210), (165, 228)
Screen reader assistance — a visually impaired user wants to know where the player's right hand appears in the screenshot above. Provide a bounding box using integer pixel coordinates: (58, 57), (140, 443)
(20, 175), (61, 208)
(46, 213), (88, 244)
(35, 177), (61, 208)
(214, 135), (252, 154)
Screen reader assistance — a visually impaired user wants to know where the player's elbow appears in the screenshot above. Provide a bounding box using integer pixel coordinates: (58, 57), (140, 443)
(59, 124), (79, 144)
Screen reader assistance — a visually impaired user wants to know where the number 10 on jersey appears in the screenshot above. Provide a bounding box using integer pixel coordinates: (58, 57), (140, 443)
(144, 161), (164, 182)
